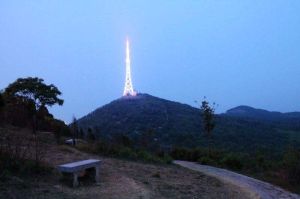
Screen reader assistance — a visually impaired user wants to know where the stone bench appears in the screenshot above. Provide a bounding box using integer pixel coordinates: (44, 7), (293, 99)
(57, 159), (101, 187)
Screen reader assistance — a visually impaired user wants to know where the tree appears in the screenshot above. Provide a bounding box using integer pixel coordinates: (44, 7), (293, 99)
(283, 147), (300, 184)
(0, 92), (5, 125)
(4, 77), (63, 133)
(0, 92), (4, 108)
(71, 116), (78, 145)
(200, 98), (216, 137)
(4, 77), (63, 110)
(4, 77), (64, 167)
(87, 127), (95, 141)
(79, 128), (84, 139)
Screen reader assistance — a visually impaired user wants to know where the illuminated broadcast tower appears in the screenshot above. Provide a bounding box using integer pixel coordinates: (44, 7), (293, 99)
(123, 38), (137, 96)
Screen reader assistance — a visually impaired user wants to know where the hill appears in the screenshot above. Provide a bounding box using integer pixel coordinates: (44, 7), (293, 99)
(77, 94), (201, 146)
(77, 94), (300, 156)
(224, 105), (300, 131)
(225, 105), (300, 121)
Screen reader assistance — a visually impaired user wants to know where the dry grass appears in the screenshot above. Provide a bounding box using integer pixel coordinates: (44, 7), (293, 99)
(0, 128), (249, 199)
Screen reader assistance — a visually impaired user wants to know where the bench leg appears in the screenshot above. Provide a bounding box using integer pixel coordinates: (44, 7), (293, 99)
(95, 166), (100, 183)
(73, 172), (79, 187)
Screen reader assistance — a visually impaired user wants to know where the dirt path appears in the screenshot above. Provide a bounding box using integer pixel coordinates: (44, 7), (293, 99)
(174, 160), (300, 199)
(45, 145), (249, 199)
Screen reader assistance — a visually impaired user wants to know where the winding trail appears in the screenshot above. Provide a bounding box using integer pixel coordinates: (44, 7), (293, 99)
(174, 160), (300, 199)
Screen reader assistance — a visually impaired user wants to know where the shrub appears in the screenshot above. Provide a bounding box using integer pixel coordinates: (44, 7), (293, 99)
(76, 140), (171, 164)
(137, 150), (155, 162)
(161, 154), (173, 164)
(283, 148), (300, 185)
(0, 93), (4, 108)
(76, 142), (95, 153)
(170, 147), (191, 160)
(198, 156), (216, 166)
(118, 147), (137, 159)
(221, 154), (243, 171)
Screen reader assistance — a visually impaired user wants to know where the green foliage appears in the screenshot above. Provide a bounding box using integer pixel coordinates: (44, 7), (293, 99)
(71, 116), (79, 145)
(169, 146), (300, 193)
(75, 94), (300, 158)
(51, 119), (71, 144)
(220, 153), (243, 170)
(170, 147), (269, 171)
(198, 156), (217, 166)
(118, 147), (137, 159)
(0, 93), (4, 125)
(86, 127), (96, 141)
(1, 77), (65, 129)
(79, 128), (84, 139)
(136, 150), (155, 162)
(77, 140), (172, 164)
(200, 99), (215, 136)
(75, 143), (95, 153)
(283, 148), (300, 185)
(0, 92), (4, 108)
(170, 147), (193, 160)
(0, 154), (52, 181)
(161, 154), (173, 164)
(254, 150), (269, 170)
(4, 77), (63, 110)
(171, 147), (222, 163)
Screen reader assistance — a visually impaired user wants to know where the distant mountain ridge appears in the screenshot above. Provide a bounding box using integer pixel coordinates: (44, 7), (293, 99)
(225, 105), (300, 121)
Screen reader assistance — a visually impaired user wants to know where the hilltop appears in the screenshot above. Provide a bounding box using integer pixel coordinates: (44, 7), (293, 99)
(77, 93), (201, 146)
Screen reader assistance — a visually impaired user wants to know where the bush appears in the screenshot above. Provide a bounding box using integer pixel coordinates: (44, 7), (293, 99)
(198, 156), (216, 165)
(137, 150), (155, 162)
(118, 147), (137, 159)
(76, 142), (95, 153)
(161, 154), (173, 164)
(76, 140), (171, 164)
(221, 154), (243, 170)
(283, 148), (300, 185)
(0, 154), (52, 179)
(170, 147), (191, 160)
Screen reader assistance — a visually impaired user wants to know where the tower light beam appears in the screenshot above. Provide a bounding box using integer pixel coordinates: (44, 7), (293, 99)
(123, 38), (136, 96)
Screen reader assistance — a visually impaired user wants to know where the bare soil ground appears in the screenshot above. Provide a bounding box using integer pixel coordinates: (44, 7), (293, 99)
(43, 136), (249, 199)
(0, 130), (251, 199)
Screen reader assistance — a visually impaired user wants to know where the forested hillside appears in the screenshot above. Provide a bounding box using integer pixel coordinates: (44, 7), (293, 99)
(77, 93), (300, 156)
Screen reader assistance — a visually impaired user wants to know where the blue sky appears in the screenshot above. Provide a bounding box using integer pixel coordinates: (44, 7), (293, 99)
(1, 1), (300, 123)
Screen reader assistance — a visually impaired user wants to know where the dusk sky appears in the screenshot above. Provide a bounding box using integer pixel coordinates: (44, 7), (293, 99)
(1, 1), (300, 123)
